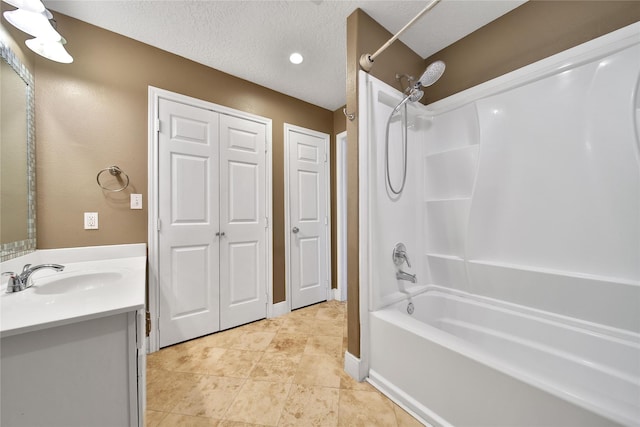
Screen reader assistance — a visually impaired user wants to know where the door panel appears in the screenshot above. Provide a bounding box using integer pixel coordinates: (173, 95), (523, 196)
(158, 99), (220, 347)
(287, 127), (329, 309)
(219, 114), (267, 330)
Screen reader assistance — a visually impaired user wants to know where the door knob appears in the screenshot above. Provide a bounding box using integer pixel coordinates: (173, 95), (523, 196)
(216, 231), (226, 237)
(292, 227), (299, 234)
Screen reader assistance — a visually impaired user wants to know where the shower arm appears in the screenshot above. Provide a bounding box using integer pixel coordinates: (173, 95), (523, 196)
(359, 0), (442, 72)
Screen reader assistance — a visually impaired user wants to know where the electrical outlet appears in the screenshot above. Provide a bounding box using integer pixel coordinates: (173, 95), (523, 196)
(130, 194), (143, 210)
(84, 212), (98, 230)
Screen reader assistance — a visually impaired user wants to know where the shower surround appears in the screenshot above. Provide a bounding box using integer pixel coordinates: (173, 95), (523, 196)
(357, 23), (640, 426)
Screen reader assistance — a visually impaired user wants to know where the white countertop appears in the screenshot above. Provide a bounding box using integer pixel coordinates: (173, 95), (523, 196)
(1, 244), (146, 338)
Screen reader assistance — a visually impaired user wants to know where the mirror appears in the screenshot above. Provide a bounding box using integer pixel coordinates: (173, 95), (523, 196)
(0, 41), (35, 261)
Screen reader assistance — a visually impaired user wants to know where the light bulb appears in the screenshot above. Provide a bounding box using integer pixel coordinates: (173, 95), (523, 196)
(289, 52), (303, 65)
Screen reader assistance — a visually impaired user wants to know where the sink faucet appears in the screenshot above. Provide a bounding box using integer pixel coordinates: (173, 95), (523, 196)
(2, 264), (65, 293)
(396, 270), (417, 283)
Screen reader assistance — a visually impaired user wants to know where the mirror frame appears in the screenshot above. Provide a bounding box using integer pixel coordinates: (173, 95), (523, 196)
(1, 41), (36, 261)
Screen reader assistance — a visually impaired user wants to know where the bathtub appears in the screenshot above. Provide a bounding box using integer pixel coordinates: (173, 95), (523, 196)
(368, 287), (640, 426)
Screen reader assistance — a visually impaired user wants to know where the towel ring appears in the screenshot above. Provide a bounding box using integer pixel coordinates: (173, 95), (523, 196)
(96, 165), (130, 192)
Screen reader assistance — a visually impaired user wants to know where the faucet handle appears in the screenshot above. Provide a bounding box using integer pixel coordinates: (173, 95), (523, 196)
(21, 264), (32, 273)
(2, 272), (18, 293)
(392, 243), (411, 268)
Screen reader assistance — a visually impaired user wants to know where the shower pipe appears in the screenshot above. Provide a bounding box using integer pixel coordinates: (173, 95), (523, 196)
(359, 0), (442, 72)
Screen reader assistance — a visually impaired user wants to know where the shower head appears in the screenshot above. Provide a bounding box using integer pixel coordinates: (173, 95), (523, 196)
(392, 88), (424, 114)
(417, 60), (446, 88)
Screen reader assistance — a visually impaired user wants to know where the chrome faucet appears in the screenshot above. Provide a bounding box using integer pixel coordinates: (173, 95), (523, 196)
(2, 264), (65, 293)
(396, 270), (417, 283)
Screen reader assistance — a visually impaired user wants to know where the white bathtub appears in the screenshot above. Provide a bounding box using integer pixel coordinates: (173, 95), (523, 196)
(368, 287), (640, 426)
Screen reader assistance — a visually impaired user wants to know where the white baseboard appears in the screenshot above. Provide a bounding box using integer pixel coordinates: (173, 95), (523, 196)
(333, 288), (343, 301)
(344, 351), (367, 381)
(368, 370), (447, 427)
(269, 301), (289, 318)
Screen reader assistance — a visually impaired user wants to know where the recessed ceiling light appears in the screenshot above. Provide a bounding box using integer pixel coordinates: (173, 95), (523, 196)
(289, 52), (303, 65)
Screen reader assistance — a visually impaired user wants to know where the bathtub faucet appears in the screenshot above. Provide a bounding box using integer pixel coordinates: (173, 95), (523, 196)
(396, 270), (417, 283)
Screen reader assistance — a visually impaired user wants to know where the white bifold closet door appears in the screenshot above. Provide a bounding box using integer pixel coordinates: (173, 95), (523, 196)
(158, 99), (266, 348)
(218, 114), (267, 330)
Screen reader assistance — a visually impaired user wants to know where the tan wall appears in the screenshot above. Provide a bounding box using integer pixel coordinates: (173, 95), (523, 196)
(30, 13), (334, 304)
(346, 2), (640, 358)
(345, 9), (425, 357)
(425, 0), (640, 103)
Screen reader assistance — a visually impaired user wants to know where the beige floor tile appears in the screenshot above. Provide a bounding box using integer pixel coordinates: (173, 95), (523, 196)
(224, 379), (292, 426)
(147, 370), (202, 412)
(156, 342), (227, 374)
(278, 384), (339, 426)
(218, 421), (262, 427)
(171, 375), (245, 419)
(288, 304), (321, 319)
(145, 409), (168, 427)
(250, 351), (302, 383)
(231, 331), (276, 352)
(338, 389), (397, 427)
(315, 304), (345, 321)
(304, 335), (343, 360)
(159, 413), (220, 427)
(266, 333), (309, 355)
(197, 327), (245, 349)
(293, 354), (342, 388)
(241, 317), (285, 333)
(308, 319), (343, 337)
(206, 349), (263, 378)
(279, 317), (317, 335)
(338, 370), (375, 392)
(393, 404), (424, 427)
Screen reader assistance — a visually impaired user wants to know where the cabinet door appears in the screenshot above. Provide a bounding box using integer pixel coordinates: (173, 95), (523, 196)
(158, 98), (220, 347)
(218, 114), (267, 330)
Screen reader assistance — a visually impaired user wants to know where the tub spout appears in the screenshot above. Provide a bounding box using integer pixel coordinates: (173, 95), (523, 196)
(396, 270), (417, 283)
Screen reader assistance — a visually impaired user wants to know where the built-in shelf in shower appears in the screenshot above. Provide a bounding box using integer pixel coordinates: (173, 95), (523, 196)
(425, 253), (469, 292)
(424, 144), (479, 201)
(424, 142), (479, 159)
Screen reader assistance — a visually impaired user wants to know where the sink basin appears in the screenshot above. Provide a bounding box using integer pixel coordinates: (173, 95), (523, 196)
(32, 271), (123, 295)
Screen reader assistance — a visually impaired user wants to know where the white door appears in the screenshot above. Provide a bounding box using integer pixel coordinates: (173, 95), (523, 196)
(219, 114), (268, 330)
(158, 98), (220, 347)
(286, 125), (330, 310)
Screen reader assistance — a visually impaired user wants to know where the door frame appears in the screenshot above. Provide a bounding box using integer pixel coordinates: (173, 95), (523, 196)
(147, 86), (273, 353)
(283, 123), (332, 312)
(335, 131), (348, 302)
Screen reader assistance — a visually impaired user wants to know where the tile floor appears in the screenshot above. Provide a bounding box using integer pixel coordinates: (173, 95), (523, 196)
(146, 300), (423, 426)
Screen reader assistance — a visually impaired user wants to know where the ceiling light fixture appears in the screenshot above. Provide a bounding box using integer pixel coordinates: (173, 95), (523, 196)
(289, 52), (303, 65)
(2, 0), (44, 13)
(2, 0), (73, 63)
(25, 37), (73, 63)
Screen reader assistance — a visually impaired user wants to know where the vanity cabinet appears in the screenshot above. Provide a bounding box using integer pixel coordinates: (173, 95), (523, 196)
(0, 244), (147, 427)
(1, 309), (145, 426)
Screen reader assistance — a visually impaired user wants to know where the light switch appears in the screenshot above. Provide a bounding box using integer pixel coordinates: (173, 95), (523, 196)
(130, 194), (143, 210)
(84, 212), (98, 230)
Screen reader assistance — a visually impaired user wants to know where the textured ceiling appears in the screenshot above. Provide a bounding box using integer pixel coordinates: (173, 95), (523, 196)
(44, 0), (526, 111)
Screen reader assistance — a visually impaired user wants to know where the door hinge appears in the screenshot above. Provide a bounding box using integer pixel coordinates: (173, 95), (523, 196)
(155, 118), (161, 133)
(324, 216), (328, 225)
(157, 218), (161, 232)
(145, 311), (151, 336)
(265, 217), (269, 229)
